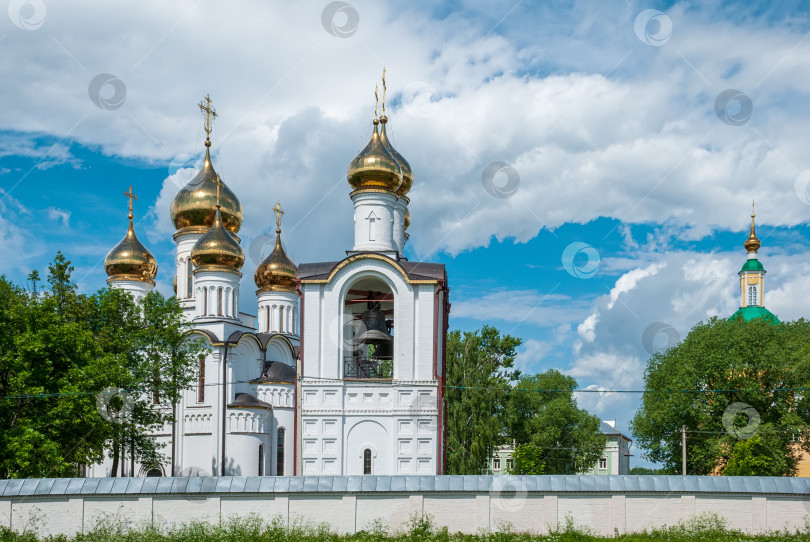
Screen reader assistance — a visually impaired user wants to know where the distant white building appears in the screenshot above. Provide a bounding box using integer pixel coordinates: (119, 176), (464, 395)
(91, 92), (449, 478)
(488, 420), (632, 475)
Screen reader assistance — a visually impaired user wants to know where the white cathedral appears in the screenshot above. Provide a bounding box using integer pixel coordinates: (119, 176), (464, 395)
(90, 91), (450, 478)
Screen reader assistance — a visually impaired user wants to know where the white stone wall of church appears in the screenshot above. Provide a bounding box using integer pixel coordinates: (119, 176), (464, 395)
(3, 491), (810, 536)
(174, 231), (202, 315)
(351, 191), (398, 252)
(257, 291), (298, 334)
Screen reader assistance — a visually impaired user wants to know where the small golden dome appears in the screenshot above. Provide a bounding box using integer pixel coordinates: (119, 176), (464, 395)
(379, 115), (413, 196)
(347, 119), (402, 192)
(255, 229), (297, 292)
(105, 189), (158, 283)
(744, 203), (760, 253)
(191, 206), (244, 271)
(404, 207), (411, 231)
(170, 147), (243, 234)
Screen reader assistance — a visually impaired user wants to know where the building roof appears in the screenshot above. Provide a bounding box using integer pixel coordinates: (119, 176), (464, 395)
(297, 253), (446, 283)
(252, 361), (296, 384)
(599, 421), (632, 442)
(226, 392), (271, 410)
(731, 306), (780, 323)
(2, 475), (809, 496)
(739, 258), (765, 273)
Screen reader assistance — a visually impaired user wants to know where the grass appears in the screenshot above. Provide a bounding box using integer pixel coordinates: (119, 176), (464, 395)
(1, 512), (809, 541)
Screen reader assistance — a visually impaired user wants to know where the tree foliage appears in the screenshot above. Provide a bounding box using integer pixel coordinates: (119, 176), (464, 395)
(0, 253), (207, 478)
(505, 370), (606, 474)
(631, 316), (810, 475)
(445, 326), (521, 475)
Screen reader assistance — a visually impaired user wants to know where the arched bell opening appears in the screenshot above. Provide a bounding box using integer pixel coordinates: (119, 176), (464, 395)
(343, 276), (394, 380)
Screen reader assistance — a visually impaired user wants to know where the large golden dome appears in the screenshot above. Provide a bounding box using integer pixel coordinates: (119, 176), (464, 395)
(105, 189), (157, 284)
(170, 146), (243, 234)
(190, 206), (244, 271)
(347, 119), (402, 193)
(379, 114), (413, 196)
(255, 230), (297, 292)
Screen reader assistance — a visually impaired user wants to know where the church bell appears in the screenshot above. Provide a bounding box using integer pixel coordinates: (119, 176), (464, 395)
(355, 301), (393, 345)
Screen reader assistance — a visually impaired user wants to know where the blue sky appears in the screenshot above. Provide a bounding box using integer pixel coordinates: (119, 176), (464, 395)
(2, 0), (810, 468)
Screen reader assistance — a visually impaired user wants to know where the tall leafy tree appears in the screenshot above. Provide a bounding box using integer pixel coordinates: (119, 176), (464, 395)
(505, 370), (606, 474)
(631, 316), (810, 475)
(445, 326), (521, 475)
(0, 253), (207, 478)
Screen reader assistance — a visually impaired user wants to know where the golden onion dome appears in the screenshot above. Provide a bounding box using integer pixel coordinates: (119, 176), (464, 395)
(170, 146), (243, 234)
(379, 114), (413, 196)
(255, 229), (297, 293)
(744, 204), (760, 253)
(105, 192), (158, 284)
(347, 119), (402, 192)
(403, 207), (411, 231)
(190, 206), (244, 271)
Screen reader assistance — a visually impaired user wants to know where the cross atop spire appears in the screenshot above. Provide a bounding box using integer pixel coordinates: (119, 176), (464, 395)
(124, 185), (137, 220)
(374, 84), (379, 122)
(198, 94), (217, 148)
(381, 66), (387, 114)
(273, 201), (284, 233)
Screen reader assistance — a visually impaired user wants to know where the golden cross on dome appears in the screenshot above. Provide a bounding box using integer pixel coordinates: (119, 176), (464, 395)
(124, 185), (137, 219)
(273, 201), (284, 232)
(198, 94), (217, 147)
(381, 66), (386, 114)
(374, 84), (379, 121)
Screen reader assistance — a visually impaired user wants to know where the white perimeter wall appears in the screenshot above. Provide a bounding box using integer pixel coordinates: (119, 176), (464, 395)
(3, 490), (810, 536)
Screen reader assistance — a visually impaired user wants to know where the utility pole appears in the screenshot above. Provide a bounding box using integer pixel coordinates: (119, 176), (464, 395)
(682, 425), (687, 475)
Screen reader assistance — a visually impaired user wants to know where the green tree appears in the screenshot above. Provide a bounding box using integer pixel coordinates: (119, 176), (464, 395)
(631, 316), (810, 475)
(445, 326), (521, 475)
(0, 253), (207, 478)
(722, 432), (788, 476)
(505, 370), (606, 474)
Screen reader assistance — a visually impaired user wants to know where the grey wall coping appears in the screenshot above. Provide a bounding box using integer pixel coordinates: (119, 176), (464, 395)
(1, 475), (810, 497)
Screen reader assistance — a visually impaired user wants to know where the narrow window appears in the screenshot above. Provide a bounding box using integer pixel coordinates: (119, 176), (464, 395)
(506, 458), (513, 471)
(363, 448), (372, 475)
(202, 288), (207, 315)
(599, 457), (607, 470)
(279, 306), (285, 333)
(197, 356), (205, 403)
(232, 289), (237, 317)
(747, 285), (757, 306)
(218, 288), (224, 316)
(368, 216), (376, 242)
(266, 306), (270, 332)
(186, 260), (193, 298)
(277, 428), (285, 476)
(258, 444), (264, 476)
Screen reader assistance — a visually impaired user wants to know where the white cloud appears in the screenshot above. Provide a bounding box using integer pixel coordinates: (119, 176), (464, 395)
(47, 207), (71, 227)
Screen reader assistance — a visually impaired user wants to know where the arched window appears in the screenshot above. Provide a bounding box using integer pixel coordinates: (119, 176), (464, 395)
(145, 467), (162, 477)
(202, 288), (207, 315)
(266, 306), (270, 332)
(276, 427), (285, 476)
(279, 306), (285, 333)
(233, 289), (237, 317)
(747, 285), (758, 306)
(258, 444), (264, 476)
(186, 260), (193, 298)
(197, 356), (205, 403)
(217, 288), (224, 316)
(363, 448), (372, 475)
